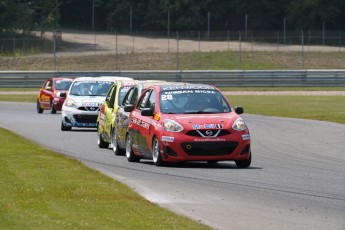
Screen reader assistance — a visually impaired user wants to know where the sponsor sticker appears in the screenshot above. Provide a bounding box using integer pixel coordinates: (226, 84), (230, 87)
(194, 138), (226, 142)
(82, 102), (100, 107)
(204, 124), (215, 129)
(192, 124), (201, 129)
(242, 134), (250, 140)
(216, 124), (223, 129)
(162, 136), (174, 142)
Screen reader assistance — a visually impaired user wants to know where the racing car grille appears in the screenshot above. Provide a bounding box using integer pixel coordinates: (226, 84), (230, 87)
(73, 114), (98, 123)
(185, 129), (231, 137)
(181, 142), (238, 156)
(78, 106), (100, 112)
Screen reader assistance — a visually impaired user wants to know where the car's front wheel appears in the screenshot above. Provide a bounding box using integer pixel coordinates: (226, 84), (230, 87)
(61, 121), (71, 131)
(37, 100), (43, 113)
(111, 127), (125, 156)
(152, 137), (165, 166)
(126, 133), (140, 162)
(50, 100), (56, 114)
(235, 153), (251, 168)
(97, 125), (109, 148)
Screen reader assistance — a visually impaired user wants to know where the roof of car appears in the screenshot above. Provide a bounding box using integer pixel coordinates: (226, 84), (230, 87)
(135, 80), (166, 88)
(51, 77), (73, 81)
(157, 82), (217, 91)
(73, 76), (133, 82)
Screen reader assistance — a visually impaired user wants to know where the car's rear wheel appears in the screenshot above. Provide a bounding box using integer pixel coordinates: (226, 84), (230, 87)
(37, 100), (43, 113)
(97, 125), (109, 148)
(50, 100), (56, 114)
(111, 127), (125, 156)
(61, 121), (71, 131)
(126, 133), (140, 162)
(235, 153), (251, 168)
(152, 137), (165, 166)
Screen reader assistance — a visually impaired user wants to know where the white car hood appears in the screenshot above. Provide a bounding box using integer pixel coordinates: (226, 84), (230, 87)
(68, 95), (106, 107)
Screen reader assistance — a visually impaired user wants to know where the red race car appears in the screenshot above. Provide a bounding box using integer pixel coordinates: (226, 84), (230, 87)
(37, 77), (73, 114)
(125, 83), (251, 167)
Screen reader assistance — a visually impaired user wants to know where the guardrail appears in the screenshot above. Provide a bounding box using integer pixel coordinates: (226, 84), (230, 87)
(0, 70), (345, 88)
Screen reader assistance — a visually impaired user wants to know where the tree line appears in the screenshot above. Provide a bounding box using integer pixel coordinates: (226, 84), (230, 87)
(1, 0), (345, 34)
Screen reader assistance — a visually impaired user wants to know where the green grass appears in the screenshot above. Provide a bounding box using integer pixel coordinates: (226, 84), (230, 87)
(0, 94), (36, 102)
(2, 51), (345, 70)
(0, 128), (211, 230)
(228, 95), (345, 124)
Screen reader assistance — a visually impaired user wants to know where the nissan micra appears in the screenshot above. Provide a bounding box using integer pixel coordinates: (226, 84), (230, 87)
(61, 76), (133, 131)
(125, 83), (252, 167)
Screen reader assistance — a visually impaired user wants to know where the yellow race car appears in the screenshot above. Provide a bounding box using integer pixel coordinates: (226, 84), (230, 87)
(97, 80), (136, 148)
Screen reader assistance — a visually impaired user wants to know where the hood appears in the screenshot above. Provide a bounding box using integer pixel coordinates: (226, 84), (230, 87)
(68, 95), (106, 106)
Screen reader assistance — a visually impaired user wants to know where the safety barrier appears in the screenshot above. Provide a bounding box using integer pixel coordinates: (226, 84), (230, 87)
(0, 70), (345, 88)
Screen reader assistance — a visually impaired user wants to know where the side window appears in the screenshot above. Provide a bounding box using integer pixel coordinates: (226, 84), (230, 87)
(106, 85), (116, 108)
(129, 88), (139, 105)
(147, 90), (156, 111)
(44, 80), (52, 90)
(122, 88), (134, 106)
(136, 90), (151, 110)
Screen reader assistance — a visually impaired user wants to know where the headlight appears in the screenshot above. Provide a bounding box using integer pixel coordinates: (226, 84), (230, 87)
(64, 99), (76, 107)
(55, 92), (61, 97)
(232, 117), (247, 131)
(163, 119), (183, 132)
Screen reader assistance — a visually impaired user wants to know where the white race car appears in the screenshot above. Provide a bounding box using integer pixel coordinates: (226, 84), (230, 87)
(61, 76), (133, 131)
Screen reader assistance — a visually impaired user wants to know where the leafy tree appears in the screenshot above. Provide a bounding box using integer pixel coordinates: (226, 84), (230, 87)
(287, 0), (345, 30)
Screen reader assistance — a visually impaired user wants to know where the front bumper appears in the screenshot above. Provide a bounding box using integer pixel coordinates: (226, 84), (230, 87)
(158, 131), (251, 162)
(62, 108), (99, 128)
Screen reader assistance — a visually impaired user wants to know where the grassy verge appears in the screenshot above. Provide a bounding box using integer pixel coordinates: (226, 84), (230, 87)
(0, 128), (210, 230)
(0, 94), (36, 102)
(228, 95), (345, 124)
(2, 51), (345, 70)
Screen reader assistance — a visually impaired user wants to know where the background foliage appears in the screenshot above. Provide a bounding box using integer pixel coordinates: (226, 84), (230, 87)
(1, 0), (345, 34)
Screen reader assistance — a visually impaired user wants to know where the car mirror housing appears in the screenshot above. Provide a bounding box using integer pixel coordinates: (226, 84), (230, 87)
(60, 92), (67, 98)
(235, 106), (244, 114)
(141, 108), (154, 116)
(124, 104), (134, 112)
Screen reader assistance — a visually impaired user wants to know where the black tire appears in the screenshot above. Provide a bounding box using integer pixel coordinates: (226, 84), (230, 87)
(61, 121), (71, 131)
(235, 154), (251, 168)
(37, 100), (43, 113)
(152, 137), (165, 166)
(126, 133), (140, 162)
(50, 100), (56, 114)
(97, 125), (109, 148)
(111, 127), (125, 156)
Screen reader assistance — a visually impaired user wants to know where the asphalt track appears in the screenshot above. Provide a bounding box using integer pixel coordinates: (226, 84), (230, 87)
(0, 102), (344, 230)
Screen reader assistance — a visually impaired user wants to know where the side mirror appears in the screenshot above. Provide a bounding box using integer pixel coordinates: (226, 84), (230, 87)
(60, 92), (67, 98)
(235, 106), (244, 114)
(124, 104), (134, 112)
(141, 108), (154, 116)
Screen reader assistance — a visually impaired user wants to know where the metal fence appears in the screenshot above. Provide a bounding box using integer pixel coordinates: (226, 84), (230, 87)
(1, 70), (345, 88)
(1, 30), (345, 70)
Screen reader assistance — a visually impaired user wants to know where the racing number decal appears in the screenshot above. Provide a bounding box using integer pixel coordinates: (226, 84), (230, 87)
(131, 117), (150, 129)
(161, 94), (173, 100)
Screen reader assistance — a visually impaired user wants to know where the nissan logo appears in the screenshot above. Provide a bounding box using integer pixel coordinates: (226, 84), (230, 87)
(205, 130), (213, 136)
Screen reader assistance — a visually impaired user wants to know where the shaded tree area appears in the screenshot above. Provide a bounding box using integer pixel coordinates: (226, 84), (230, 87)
(1, 0), (345, 35)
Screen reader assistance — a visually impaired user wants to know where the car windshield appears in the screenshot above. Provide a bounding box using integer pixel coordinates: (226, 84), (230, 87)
(55, 80), (72, 90)
(69, 81), (113, 96)
(160, 89), (232, 114)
